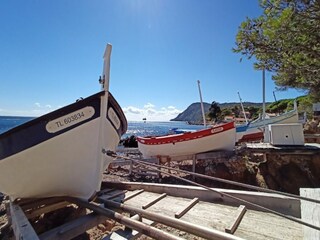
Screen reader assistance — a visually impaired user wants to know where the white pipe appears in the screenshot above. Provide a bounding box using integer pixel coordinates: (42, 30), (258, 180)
(197, 80), (206, 127)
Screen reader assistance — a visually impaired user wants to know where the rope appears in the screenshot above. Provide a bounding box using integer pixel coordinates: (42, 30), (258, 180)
(112, 152), (320, 204)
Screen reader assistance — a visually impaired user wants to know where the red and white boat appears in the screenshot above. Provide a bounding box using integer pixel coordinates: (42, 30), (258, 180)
(137, 121), (236, 158)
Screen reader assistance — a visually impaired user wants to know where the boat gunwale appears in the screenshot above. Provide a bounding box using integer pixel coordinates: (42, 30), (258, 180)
(0, 91), (127, 139)
(0, 91), (127, 160)
(0, 91), (104, 139)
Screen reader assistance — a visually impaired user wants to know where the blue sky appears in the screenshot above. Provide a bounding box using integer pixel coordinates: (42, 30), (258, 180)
(0, 0), (305, 121)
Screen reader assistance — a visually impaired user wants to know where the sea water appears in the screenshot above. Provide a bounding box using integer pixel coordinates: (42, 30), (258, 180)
(0, 116), (204, 138)
(123, 121), (204, 138)
(0, 116), (34, 134)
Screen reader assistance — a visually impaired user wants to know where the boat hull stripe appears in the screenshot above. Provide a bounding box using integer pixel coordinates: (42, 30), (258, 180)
(0, 93), (105, 160)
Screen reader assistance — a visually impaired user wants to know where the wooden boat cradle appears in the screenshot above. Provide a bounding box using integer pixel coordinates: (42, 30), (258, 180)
(2, 154), (320, 240)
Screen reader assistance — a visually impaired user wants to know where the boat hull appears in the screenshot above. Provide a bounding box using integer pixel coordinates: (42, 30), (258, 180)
(236, 109), (299, 143)
(137, 122), (235, 158)
(0, 92), (127, 200)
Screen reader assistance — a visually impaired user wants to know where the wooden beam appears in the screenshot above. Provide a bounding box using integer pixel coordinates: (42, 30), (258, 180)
(175, 198), (199, 219)
(142, 193), (167, 209)
(123, 189), (144, 202)
(9, 202), (39, 240)
(225, 205), (247, 234)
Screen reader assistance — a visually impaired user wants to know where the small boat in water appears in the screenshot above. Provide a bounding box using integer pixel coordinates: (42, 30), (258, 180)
(137, 121), (236, 158)
(0, 44), (127, 200)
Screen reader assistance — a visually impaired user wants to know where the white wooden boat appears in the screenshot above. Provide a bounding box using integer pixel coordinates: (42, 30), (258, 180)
(236, 106), (299, 143)
(0, 44), (127, 200)
(137, 121), (235, 157)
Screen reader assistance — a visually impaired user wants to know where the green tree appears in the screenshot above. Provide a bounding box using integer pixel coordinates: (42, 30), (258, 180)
(267, 100), (290, 113)
(208, 101), (221, 121)
(220, 108), (232, 120)
(247, 106), (260, 119)
(234, 0), (320, 101)
(231, 106), (241, 118)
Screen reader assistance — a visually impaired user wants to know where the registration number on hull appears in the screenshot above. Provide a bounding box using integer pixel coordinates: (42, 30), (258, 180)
(46, 106), (95, 133)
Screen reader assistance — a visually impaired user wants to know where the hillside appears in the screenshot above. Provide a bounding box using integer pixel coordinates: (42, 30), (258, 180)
(171, 101), (266, 122)
(171, 102), (211, 122)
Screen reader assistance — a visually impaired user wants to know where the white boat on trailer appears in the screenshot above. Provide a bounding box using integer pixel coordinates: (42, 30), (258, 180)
(236, 105), (299, 143)
(0, 44), (127, 200)
(137, 121), (236, 158)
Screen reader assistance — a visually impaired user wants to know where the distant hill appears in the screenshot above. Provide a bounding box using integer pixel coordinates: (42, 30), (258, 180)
(171, 102), (211, 122)
(171, 101), (266, 122)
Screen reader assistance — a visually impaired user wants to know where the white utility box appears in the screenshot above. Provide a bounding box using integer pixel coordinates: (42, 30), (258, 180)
(268, 123), (304, 146)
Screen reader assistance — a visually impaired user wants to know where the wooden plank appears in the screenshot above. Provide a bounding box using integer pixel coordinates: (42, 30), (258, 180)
(123, 189), (145, 202)
(174, 198), (199, 219)
(300, 188), (320, 240)
(9, 202), (39, 240)
(225, 205), (247, 234)
(142, 193), (167, 209)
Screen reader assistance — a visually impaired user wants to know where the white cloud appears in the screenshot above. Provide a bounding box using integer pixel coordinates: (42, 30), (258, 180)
(144, 103), (155, 109)
(0, 102), (56, 117)
(146, 108), (156, 115)
(34, 102), (41, 108)
(122, 103), (182, 121)
(123, 106), (143, 115)
(1, 102), (182, 122)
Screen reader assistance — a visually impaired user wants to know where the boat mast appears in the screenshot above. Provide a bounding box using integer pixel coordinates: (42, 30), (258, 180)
(273, 90), (277, 102)
(262, 68), (266, 121)
(197, 80), (206, 127)
(102, 44), (112, 92)
(98, 44), (112, 167)
(237, 91), (248, 124)
(262, 68), (269, 142)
